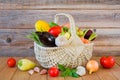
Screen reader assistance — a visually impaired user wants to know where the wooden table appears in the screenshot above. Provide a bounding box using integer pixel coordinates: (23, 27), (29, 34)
(0, 57), (120, 80)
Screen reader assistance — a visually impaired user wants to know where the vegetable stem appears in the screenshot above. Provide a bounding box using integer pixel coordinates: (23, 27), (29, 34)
(89, 70), (93, 74)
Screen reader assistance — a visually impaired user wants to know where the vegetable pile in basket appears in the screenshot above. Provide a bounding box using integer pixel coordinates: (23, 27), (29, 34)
(27, 20), (97, 47)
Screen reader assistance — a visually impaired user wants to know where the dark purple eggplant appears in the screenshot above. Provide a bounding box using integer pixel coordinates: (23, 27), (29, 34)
(83, 29), (97, 41)
(84, 29), (93, 39)
(36, 32), (56, 47)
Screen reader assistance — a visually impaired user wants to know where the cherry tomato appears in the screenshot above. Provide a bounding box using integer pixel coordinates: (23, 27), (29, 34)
(7, 57), (16, 67)
(48, 67), (59, 77)
(49, 26), (61, 37)
(100, 56), (115, 68)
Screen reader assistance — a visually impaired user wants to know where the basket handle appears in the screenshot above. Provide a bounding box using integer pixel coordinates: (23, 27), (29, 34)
(54, 13), (83, 45)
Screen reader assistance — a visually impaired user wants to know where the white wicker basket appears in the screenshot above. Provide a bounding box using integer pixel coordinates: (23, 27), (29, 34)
(34, 13), (93, 68)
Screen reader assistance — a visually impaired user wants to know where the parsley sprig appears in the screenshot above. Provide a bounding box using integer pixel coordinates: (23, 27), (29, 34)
(58, 64), (79, 78)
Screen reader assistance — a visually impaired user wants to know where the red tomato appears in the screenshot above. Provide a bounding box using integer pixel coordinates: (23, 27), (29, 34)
(7, 57), (16, 67)
(49, 26), (61, 37)
(100, 56), (115, 68)
(48, 67), (59, 77)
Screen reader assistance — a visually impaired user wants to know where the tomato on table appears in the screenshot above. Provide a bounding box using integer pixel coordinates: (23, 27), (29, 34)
(100, 56), (115, 68)
(7, 57), (16, 67)
(48, 67), (59, 77)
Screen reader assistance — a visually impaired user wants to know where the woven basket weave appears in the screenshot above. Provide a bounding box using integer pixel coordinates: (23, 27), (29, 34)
(34, 13), (93, 68)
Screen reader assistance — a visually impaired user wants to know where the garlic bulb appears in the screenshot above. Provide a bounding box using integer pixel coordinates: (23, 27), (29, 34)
(28, 70), (34, 75)
(40, 69), (47, 75)
(34, 67), (40, 73)
(76, 66), (86, 76)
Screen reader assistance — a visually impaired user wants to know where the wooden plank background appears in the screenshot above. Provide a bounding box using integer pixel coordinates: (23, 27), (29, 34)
(0, 0), (120, 56)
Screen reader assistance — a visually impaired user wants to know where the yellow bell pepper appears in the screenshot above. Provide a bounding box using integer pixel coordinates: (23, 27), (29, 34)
(35, 20), (50, 32)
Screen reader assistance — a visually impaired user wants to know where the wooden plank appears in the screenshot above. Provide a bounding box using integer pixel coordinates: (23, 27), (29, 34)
(0, 57), (8, 72)
(0, 0), (120, 10)
(28, 5), (120, 10)
(0, 46), (34, 57)
(0, 65), (17, 80)
(30, 74), (47, 80)
(65, 77), (82, 80)
(113, 57), (120, 79)
(0, 57), (3, 64)
(0, 57), (20, 80)
(0, 29), (34, 46)
(109, 64), (120, 80)
(1, 0), (120, 5)
(95, 29), (120, 46)
(12, 70), (30, 80)
(115, 57), (120, 66)
(0, 10), (120, 29)
(12, 57), (34, 80)
(82, 73), (100, 80)
(48, 76), (65, 80)
(93, 46), (120, 56)
(1, 4), (120, 10)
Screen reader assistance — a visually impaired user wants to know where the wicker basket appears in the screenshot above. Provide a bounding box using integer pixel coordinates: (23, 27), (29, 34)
(34, 13), (93, 68)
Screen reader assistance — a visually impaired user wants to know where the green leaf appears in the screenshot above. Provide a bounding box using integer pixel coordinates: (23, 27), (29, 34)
(72, 72), (79, 78)
(61, 28), (66, 35)
(71, 68), (77, 73)
(26, 33), (38, 42)
(63, 27), (69, 32)
(58, 64), (66, 71)
(60, 27), (69, 35)
(88, 33), (97, 41)
(26, 35), (34, 40)
(61, 71), (67, 77)
(68, 71), (73, 76)
(61, 68), (71, 77)
(32, 32), (39, 42)
(26, 32), (44, 46)
(49, 22), (58, 27)
(71, 68), (79, 78)
(58, 64), (79, 78)
(83, 29), (89, 37)
(33, 32), (44, 46)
